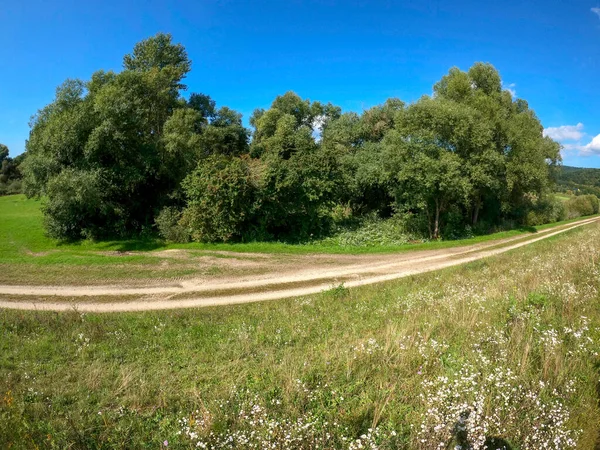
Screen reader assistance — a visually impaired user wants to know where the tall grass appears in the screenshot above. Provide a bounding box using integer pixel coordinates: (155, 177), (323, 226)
(1, 224), (600, 448)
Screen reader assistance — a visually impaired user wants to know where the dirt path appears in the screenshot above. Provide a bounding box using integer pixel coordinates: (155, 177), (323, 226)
(1, 216), (597, 312)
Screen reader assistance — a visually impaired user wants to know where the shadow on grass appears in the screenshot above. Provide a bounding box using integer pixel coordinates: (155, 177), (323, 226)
(50, 222), (541, 254)
(55, 236), (167, 252)
(517, 225), (537, 233)
(452, 410), (513, 449)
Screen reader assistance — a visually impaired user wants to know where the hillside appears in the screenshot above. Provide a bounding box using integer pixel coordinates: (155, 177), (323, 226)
(556, 165), (600, 196)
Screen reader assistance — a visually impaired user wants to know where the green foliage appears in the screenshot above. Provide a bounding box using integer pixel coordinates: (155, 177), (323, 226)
(384, 130), (472, 239)
(42, 169), (109, 240)
(317, 214), (416, 247)
(524, 195), (568, 226)
(154, 206), (190, 243)
(181, 155), (254, 242)
(253, 144), (343, 241)
(123, 32), (191, 89)
(0, 144), (8, 163)
(565, 194), (600, 219)
(24, 43), (565, 243)
(23, 33), (250, 240)
(0, 145), (25, 196)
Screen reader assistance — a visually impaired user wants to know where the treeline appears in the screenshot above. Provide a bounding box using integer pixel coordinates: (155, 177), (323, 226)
(23, 34), (563, 242)
(0, 144), (24, 196)
(556, 165), (600, 197)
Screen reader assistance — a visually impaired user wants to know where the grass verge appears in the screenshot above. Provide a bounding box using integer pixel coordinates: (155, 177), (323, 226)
(2, 194), (598, 286)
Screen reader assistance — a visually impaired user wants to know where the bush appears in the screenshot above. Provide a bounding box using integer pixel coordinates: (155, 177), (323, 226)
(155, 207), (190, 243)
(181, 155), (254, 242)
(316, 213), (418, 247)
(524, 196), (567, 226)
(565, 194), (599, 219)
(6, 179), (22, 194)
(42, 169), (109, 240)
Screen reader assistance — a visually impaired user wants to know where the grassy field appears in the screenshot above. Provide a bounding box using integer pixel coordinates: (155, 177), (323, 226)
(1, 219), (600, 448)
(555, 194), (574, 202)
(0, 194), (596, 285)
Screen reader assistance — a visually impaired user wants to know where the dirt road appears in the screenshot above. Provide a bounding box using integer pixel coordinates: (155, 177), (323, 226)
(1, 216), (597, 312)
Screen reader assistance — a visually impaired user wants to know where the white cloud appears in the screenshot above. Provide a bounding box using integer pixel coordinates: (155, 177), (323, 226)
(504, 83), (517, 98)
(558, 133), (600, 157)
(580, 134), (600, 155)
(312, 115), (326, 142)
(543, 123), (585, 141)
(592, 7), (600, 19)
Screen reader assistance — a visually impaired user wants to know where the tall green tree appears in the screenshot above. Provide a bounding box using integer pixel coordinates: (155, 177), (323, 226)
(23, 33), (194, 239)
(0, 144), (8, 164)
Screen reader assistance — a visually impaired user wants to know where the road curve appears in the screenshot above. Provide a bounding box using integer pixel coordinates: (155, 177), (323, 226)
(0, 216), (597, 312)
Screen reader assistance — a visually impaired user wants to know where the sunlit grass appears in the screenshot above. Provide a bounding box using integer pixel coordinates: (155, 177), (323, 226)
(1, 223), (599, 448)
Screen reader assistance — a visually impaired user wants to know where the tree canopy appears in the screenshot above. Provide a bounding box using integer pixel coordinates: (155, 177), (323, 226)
(22, 36), (562, 242)
(0, 144), (25, 196)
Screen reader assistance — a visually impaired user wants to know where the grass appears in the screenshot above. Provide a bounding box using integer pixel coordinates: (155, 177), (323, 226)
(1, 221), (600, 448)
(1, 194), (597, 285)
(555, 194), (573, 202)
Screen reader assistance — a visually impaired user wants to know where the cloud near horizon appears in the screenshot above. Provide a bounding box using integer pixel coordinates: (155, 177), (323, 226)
(544, 122), (600, 156)
(592, 7), (600, 19)
(543, 123), (584, 141)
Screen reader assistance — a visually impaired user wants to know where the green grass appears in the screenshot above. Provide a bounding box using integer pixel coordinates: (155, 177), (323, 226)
(1, 220), (599, 448)
(555, 194), (573, 202)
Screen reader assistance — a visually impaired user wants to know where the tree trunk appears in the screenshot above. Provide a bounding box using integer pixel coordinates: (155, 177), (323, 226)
(433, 199), (440, 240)
(426, 205), (433, 239)
(472, 199), (480, 226)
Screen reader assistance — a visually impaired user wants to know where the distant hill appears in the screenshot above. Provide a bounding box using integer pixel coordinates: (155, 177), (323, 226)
(555, 165), (600, 196)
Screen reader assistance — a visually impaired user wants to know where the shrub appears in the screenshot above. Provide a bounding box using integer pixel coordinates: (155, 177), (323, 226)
(155, 207), (190, 243)
(316, 213), (418, 247)
(524, 196), (567, 226)
(181, 155), (254, 242)
(42, 169), (109, 240)
(6, 179), (22, 195)
(565, 194), (599, 219)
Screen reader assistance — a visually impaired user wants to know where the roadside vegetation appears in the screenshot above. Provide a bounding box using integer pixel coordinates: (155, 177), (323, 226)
(2, 221), (600, 448)
(1, 194), (597, 286)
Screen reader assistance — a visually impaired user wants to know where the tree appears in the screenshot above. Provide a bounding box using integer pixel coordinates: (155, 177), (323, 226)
(250, 91), (340, 158)
(22, 50), (563, 243)
(23, 33), (193, 238)
(384, 129), (472, 239)
(0, 144), (26, 195)
(123, 33), (191, 90)
(188, 93), (216, 121)
(181, 155), (254, 242)
(0, 144), (8, 164)
(431, 63), (560, 225)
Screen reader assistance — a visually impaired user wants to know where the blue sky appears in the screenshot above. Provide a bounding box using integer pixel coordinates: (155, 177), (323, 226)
(1, 0), (600, 167)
